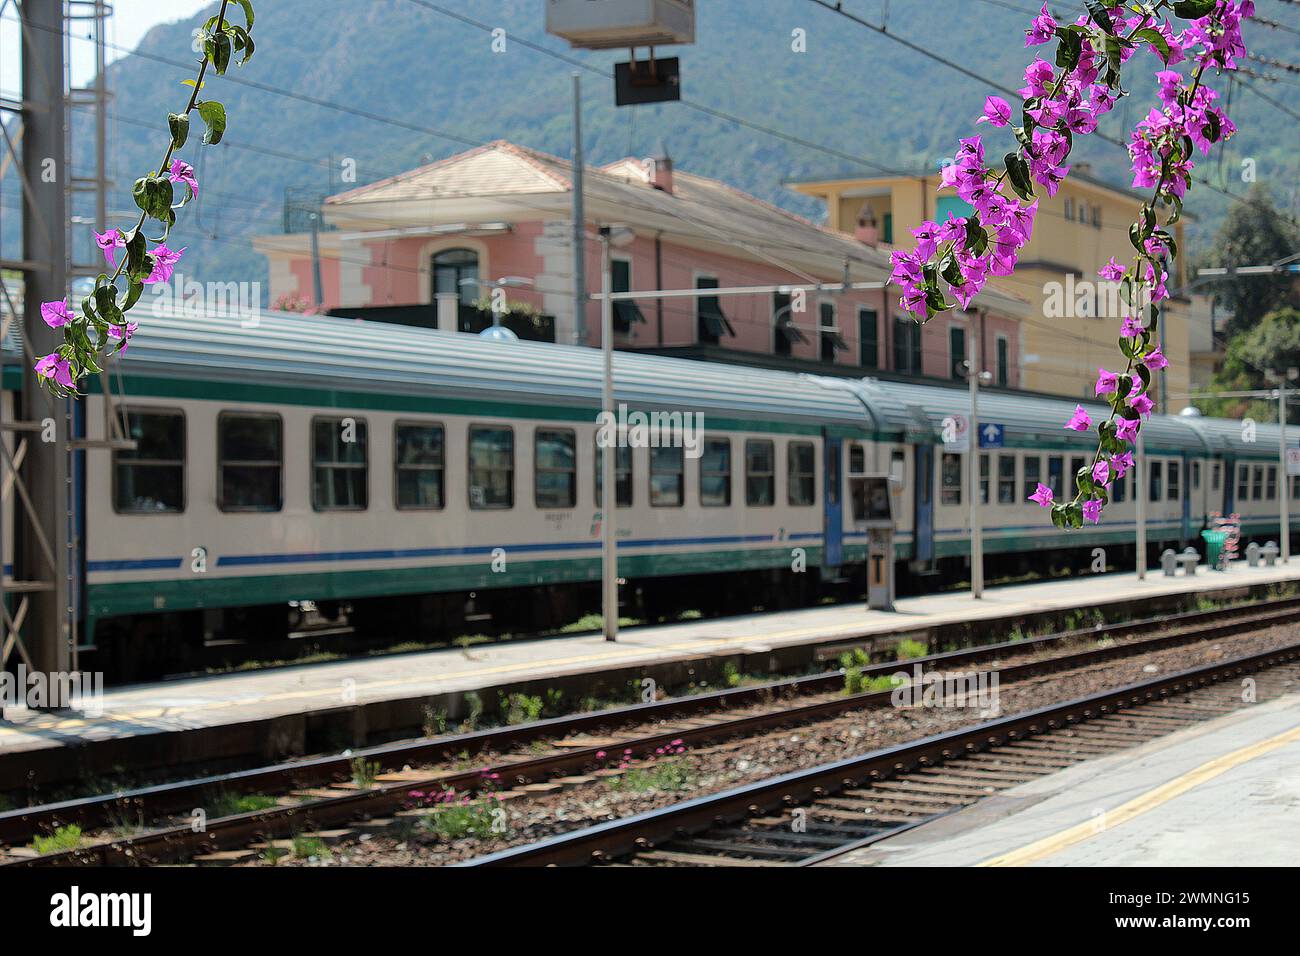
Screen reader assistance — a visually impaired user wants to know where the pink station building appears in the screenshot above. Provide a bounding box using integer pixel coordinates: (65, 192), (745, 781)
(254, 140), (1027, 384)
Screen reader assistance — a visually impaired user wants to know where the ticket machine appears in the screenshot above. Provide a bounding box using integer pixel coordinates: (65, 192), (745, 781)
(850, 474), (896, 611)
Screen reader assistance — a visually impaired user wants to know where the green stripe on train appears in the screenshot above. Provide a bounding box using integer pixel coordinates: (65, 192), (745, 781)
(86, 545), (862, 622)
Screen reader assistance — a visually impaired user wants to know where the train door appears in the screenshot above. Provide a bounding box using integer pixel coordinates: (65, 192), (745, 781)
(1223, 455), (1236, 514)
(1181, 452), (1191, 542)
(823, 434), (843, 568)
(913, 443), (935, 566)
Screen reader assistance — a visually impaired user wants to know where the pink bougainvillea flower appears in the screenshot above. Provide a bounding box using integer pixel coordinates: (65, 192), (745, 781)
(1131, 392), (1154, 418)
(1064, 405), (1092, 432)
(1095, 368), (1118, 396)
(1024, 4), (1057, 47)
(1029, 483), (1054, 507)
(976, 95), (1013, 127)
(1091, 460), (1110, 485)
(94, 229), (124, 268)
(41, 299), (73, 329)
(1082, 499), (1104, 524)
(34, 351), (73, 389)
(1098, 257), (1126, 282)
(1111, 451), (1135, 477)
(169, 159), (200, 200)
(107, 321), (138, 352)
(1120, 315), (1144, 338)
(1143, 347), (1169, 370)
(1116, 418), (1140, 443)
(145, 244), (186, 285)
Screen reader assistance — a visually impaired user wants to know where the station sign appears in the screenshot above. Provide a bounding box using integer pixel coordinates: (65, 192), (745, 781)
(1286, 447), (1300, 477)
(977, 423), (1005, 449)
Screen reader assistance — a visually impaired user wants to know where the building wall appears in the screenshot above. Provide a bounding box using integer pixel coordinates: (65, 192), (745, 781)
(800, 175), (1190, 409)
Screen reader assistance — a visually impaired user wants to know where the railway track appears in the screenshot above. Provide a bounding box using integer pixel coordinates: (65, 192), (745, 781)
(461, 643), (1300, 867)
(5, 596), (1300, 866)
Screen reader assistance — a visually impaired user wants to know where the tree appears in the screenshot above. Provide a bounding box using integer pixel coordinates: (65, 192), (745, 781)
(1203, 306), (1300, 424)
(1204, 183), (1298, 337)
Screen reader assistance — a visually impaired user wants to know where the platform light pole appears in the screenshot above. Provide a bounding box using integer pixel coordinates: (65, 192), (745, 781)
(599, 226), (634, 641)
(966, 335), (991, 599)
(1268, 368), (1298, 563)
(1136, 428), (1147, 580)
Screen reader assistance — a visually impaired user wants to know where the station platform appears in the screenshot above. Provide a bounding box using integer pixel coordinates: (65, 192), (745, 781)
(823, 680), (1300, 867)
(3, 559), (1300, 786)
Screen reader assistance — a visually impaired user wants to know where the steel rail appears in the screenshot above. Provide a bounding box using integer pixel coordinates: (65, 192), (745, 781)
(457, 641), (1300, 867)
(5, 596), (1300, 863)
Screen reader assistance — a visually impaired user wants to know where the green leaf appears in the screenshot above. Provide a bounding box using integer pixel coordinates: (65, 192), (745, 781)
(232, 0), (255, 30)
(230, 24), (256, 65)
(1133, 27), (1172, 63)
(1054, 27), (1083, 72)
(1085, 0), (1115, 34)
(196, 100), (227, 145)
(1137, 363), (1152, 391)
(123, 276), (145, 311)
(1004, 152), (1035, 202)
(168, 112), (189, 150)
(1172, 0), (1217, 19)
(125, 228), (148, 280)
(1129, 222), (1144, 253)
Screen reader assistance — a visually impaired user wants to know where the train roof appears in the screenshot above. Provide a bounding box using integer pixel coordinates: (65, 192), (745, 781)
(4, 306), (1289, 456)
(9, 307), (872, 430)
(845, 377), (1293, 458)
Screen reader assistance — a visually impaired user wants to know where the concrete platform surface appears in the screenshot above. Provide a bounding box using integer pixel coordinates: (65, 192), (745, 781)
(2, 559), (1299, 763)
(825, 685), (1300, 867)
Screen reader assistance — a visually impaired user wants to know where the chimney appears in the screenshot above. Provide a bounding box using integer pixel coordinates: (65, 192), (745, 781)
(649, 141), (674, 194)
(854, 206), (879, 247)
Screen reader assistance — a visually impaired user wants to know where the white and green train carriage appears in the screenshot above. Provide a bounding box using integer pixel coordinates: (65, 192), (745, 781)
(3, 307), (1294, 680)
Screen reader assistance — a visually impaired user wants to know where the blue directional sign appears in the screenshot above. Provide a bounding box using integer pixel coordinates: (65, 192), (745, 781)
(978, 423), (1005, 449)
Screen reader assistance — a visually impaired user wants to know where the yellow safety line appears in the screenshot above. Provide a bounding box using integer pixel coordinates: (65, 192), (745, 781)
(978, 723), (1300, 867)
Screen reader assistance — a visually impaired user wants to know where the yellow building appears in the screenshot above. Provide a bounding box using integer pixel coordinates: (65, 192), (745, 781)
(789, 166), (1195, 411)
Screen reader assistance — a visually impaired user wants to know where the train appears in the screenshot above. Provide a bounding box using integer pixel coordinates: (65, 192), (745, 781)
(4, 307), (1294, 680)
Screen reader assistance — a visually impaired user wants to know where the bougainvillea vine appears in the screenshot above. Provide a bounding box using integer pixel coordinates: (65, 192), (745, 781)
(888, 0), (1250, 529)
(34, 0), (256, 397)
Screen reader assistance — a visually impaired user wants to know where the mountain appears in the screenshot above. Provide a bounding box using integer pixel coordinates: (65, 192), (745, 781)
(41, 0), (1300, 295)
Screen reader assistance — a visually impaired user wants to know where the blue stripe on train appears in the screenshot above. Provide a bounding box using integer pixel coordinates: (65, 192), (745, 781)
(213, 532), (784, 568)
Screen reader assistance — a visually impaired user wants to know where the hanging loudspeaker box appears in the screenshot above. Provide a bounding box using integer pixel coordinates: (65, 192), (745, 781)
(614, 57), (681, 106)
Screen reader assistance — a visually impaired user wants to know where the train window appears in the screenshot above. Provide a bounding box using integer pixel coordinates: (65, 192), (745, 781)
(997, 455), (1015, 504)
(1238, 464), (1249, 501)
(746, 440), (776, 506)
(1211, 463), (1221, 491)
(1167, 461), (1180, 501)
(218, 413), (282, 512)
(114, 408), (185, 514)
(849, 443), (865, 474)
(468, 426), (514, 510)
(940, 453), (962, 506)
(1047, 456), (1063, 498)
(1023, 456), (1041, 501)
(1266, 465), (1277, 500)
(312, 417), (368, 511)
(788, 442), (816, 506)
(535, 428), (577, 509)
(1252, 465), (1264, 501)
(1149, 460), (1163, 502)
(394, 422), (445, 510)
(979, 454), (990, 505)
(700, 438), (732, 507)
(1114, 472), (1126, 503)
(595, 443), (633, 508)
(1192, 461), (1201, 490)
(1069, 457), (1085, 492)
(650, 446), (685, 507)
(1292, 475), (1300, 500)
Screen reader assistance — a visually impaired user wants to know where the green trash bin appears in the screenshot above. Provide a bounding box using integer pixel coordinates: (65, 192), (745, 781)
(1201, 530), (1228, 570)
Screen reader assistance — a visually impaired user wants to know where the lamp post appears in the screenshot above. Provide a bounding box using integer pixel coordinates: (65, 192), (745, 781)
(966, 336), (992, 599)
(598, 226), (635, 641)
